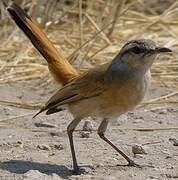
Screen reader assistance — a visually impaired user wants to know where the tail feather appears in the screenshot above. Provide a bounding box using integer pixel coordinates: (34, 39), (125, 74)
(46, 107), (64, 115)
(33, 107), (46, 119)
(7, 3), (78, 85)
(33, 105), (64, 118)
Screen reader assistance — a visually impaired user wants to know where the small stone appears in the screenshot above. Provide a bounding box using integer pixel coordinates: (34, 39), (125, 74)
(149, 176), (158, 179)
(16, 141), (23, 148)
(54, 144), (64, 150)
(165, 155), (172, 159)
(37, 144), (51, 151)
(50, 131), (61, 137)
(167, 107), (177, 112)
(3, 107), (11, 116)
(8, 135), (13, 139)
(158, 120), (163, 124)
(82, 120), (93, 132)
(96, 163), (104, 167)
(23, 170), (46, 179)
(162, 150), (170, 155)
(136, 116), (144, 119)
(132, 145), (147, 157)
(169, 138), (178, 146)
(159, 109), (168, 114)
(49, 152), (55, 156)
(17, 141), (22, 144)
(80, 131), (90, 138)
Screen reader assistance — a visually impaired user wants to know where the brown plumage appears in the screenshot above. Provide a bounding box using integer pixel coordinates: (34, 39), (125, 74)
(6, 3), (172, 175)
(33, 40), (171, 174)
(33, 63), (109, 117)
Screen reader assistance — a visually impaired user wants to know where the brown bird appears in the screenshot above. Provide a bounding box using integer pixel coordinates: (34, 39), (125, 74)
(33, 39), (171, 174)
(5, 0), (172, 175)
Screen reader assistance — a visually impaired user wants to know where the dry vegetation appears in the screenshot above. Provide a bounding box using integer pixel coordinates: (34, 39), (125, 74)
(0, 2), (177, 179)
(0, 0), (178, 106)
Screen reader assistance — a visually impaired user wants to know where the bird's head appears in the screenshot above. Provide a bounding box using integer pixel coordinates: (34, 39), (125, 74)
(118, 39), (172, 72)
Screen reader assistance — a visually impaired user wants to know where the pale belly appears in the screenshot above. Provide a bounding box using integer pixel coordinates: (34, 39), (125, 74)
(69, 72), (150, 119)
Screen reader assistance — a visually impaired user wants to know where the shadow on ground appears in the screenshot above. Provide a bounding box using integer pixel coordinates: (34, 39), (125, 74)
(0, 160), (72, 179)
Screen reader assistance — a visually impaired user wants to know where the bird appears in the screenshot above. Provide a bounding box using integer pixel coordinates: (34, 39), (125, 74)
(5, 2), (172, 175)
(33, 39), (172, 174)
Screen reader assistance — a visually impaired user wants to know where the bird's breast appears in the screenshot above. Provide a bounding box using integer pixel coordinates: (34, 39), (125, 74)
(69, 71), (150, 119)
(98, 72), (150, 118)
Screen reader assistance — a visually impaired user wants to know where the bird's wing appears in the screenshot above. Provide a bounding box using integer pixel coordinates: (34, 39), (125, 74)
(33, 63), (110, 117)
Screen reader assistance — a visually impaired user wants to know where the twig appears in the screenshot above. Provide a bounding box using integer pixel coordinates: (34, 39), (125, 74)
(142, 141), (162, 146)
(88, 44), (109, 60)
(140, 91), (178, 107)
(79, 0), (83, 46)
(140, 100), (178, 106)
(68, 20), (113, 60)
(0, 112), (35, 123)
(107, 0), (126, 37)
(0, 100), (43, 109)
(85, 13), (111, 45)
(130, 127), (178, 131)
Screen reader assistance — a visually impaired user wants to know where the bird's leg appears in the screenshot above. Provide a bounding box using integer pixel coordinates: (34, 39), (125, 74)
(67, 118), (82, 174)
(97, 118), (141, 167)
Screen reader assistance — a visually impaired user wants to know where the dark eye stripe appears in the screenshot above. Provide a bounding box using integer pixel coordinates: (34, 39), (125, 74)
(131, 47), (144, 54)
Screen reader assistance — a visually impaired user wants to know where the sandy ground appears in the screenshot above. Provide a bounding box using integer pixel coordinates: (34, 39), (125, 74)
(0, 81), (177, 180)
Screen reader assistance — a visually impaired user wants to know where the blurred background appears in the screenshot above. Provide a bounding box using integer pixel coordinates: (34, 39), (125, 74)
(0, 0), (177, 89)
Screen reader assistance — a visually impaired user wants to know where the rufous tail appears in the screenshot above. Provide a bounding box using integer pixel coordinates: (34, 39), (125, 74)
(7, 2), (78, 85)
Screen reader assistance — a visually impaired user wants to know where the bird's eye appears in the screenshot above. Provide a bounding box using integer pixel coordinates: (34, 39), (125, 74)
(131, 47), (143, 54)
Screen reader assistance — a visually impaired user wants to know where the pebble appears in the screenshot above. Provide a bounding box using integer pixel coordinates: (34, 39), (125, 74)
(82, 120), (94, 132)
(3, 107), (11, 116)
(132, 144), (147, 157)
(151, 108), (168, 114)
(37, 144), (51, 151)
(80, 131), (90, 138)
(50, 131), (61, 137)
(158, 109), (168, 114)
(54, 144), (64, 150)
(165, 155), (172, 159)
(23, 170), (44, 179)
(16, 141), (24, 148)
(169, 138), (178, 146)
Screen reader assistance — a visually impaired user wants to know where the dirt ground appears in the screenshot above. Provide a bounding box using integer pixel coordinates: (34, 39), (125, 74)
(0, 81), (177, 180)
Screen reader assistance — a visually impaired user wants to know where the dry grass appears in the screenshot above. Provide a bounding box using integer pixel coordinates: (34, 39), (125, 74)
(0, 0), (178, 108)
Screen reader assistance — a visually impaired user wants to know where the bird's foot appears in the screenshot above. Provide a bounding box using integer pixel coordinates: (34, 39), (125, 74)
(72, 170), (81, 175)
(72, 167), (86, 175)
(127, 160), (154, 168)
(127, 160), (142, 168)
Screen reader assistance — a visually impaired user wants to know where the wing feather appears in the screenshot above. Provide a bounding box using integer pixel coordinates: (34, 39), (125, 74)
(33, 62), (110, 117)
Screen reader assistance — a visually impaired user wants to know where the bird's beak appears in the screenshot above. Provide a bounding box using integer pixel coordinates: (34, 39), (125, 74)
(155, 47), (172, 53)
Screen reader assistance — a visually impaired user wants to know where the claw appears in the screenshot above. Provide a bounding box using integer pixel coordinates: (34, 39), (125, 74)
(127, 160), (154, 168)
(73, 168), (81, 175)
(127, 160), (142, 168)
(72, 167), (86, 175)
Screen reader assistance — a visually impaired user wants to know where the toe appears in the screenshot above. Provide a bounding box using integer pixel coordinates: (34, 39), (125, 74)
(127, 160), (142, 168)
